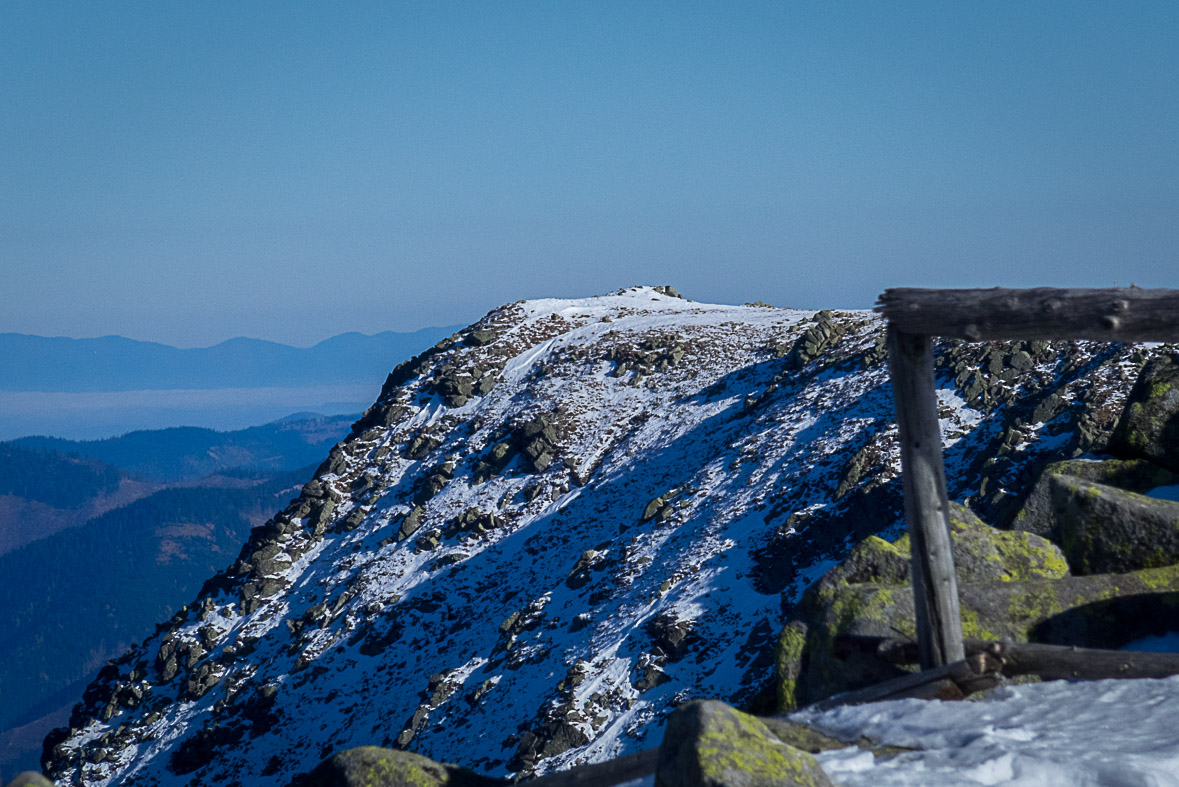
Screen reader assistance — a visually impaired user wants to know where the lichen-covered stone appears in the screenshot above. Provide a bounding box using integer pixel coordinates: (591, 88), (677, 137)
(6, 772), (55, 787)
(774, 501), (1177, 709)
(774, 621), (808, 712)
(778, 558), (1179, 710)
(1111, 353), (1179, 473)
(642, 496), (666, 522)
(304, 746), (503, 786)
(816, 502), (1067, 590)
(1015, 458), (1177, 538)
(1049, 474), (1179, 575)
(655, 700), (834, 787)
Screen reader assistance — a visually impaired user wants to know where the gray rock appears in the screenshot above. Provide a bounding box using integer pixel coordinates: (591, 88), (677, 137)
(304, 746), (502, 786)
(1015, 458), (1177, 537)
(466, 328), (498, 346)
(5, 773), (54, 787)
(655, 700), (834, 787)
(777, 504), (1076, 710)
(1112, 354), (1179, 473)
(1049, 474), (1179, 575)
(398, 507), (426, 540)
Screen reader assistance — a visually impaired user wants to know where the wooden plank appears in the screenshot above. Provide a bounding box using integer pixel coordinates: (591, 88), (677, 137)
(838, 635), (1179, 682)
(521, 748), (658, 787)
(806, 653), (1003, 712)
(887, 325), (965, 669)
(998, 641), (1179, 681)
(876, 287), (1179, 341)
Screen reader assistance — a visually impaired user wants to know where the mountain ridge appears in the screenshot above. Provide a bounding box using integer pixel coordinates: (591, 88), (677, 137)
(43, 287), (1152, 785)
(0, 327), (462, 393)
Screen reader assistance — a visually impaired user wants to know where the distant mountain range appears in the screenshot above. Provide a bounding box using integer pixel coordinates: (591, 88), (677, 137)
(0, 327), (461, 392)
(10, 412), (359, 481)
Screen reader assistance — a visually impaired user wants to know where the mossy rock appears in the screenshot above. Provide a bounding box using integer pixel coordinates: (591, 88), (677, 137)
(304, 746), (503, 786)
(655, 701), (834, 787)
(1015, 458), (1177, 538)
(816, 502), (1067, 589)
(775, 502), (1179, 710)
(1049, 475), (1179, 575)
(5, 774), (54, 787)
(1111, 353), (1179, 473)
(780, 562), (1179, 710)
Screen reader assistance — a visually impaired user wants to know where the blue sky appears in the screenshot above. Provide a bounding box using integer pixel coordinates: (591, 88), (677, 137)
(2, 1), (1176, 347)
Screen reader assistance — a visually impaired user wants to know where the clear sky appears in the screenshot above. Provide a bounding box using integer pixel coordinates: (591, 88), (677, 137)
(2, 1), (1176, 347)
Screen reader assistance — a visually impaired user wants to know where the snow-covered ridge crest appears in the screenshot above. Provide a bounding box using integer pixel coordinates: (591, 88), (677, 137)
(46, 286), (1150, 785)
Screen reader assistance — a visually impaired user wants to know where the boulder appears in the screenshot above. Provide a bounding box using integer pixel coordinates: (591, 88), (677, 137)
(5, 774), (54, 787)
(397, 507), (426, 541)
(770, 502), (1179, 711)
(1111, 354), (1179, 473)
(1048, 474), (1179, 575)
(818, 502), (1068, 589)
(783, 312), (844, 371)
(304, 746), (502, 786)
(1015, 458), (1177, 538)
(655, 700), (834, 787)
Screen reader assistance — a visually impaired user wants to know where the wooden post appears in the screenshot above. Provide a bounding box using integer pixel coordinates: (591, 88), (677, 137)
(887, 324), (965, 669)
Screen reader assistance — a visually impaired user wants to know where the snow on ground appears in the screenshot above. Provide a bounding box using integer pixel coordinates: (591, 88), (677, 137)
(796, 678), (1179, 786)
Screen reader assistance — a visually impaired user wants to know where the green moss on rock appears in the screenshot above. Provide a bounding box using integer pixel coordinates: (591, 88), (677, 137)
(304, 746), (502, 787)
(1017, 458), (1177, 539)
(775, 621), (808, 712)
(656, 701), (834, 787)
(777, 499), (1179, 709)
(5, 773), (55, 787)
(1111, 353), (1179, 474)
(1048, 475), (1179, 575)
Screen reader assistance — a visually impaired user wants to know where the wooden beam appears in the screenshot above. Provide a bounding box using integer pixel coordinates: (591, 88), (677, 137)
(876, 287), (1179, 342)
(837, 634), (1179, 682)
(887, 325), (965, 669)
(806, 653), (1003, 712)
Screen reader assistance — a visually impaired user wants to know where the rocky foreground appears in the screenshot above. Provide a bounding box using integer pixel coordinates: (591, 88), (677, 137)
(33, 287), (1175, 786)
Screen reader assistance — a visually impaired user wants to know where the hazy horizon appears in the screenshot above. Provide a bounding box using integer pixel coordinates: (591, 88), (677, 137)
(0, 323), (457, 351)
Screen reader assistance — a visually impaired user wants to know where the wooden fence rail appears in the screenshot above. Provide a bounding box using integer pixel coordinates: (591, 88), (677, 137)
(876, 286), (1179, 671)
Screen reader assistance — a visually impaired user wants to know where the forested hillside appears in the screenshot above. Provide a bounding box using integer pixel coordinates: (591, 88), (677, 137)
(0, 466), (315, 775)
(0, 444), (122, 508)
(12, 413), (356, 481)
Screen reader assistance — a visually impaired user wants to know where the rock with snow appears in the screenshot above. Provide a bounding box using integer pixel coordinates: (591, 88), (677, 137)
(1048, 473), (1179, 574)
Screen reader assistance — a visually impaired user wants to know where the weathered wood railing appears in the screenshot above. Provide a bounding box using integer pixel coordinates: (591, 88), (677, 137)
(877, 286), (1179, 671)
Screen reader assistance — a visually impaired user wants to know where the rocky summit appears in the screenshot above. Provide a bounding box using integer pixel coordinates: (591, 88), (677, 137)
(43, 287), (1161, 786)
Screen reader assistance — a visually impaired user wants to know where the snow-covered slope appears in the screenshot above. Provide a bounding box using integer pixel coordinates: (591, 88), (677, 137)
(45, 287), (1149, 785)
